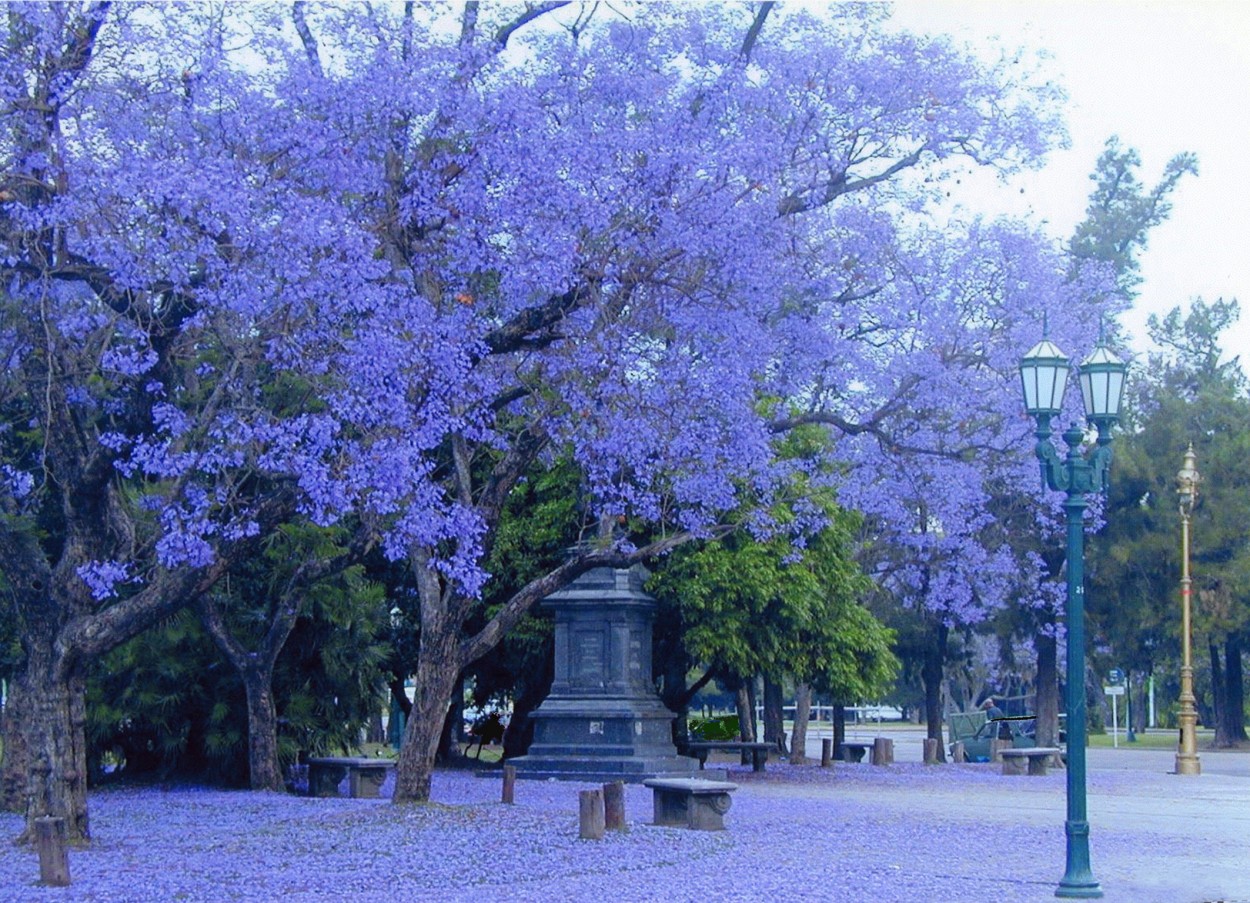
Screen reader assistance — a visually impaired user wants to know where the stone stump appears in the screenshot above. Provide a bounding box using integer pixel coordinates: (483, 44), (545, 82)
(871, 737), (894, 766)
(579, 788), (605, 840)
(35, 816), (70, 887)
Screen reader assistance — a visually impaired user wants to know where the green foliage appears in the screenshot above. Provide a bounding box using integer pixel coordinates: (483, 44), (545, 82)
(648, 500), (898, 702)
(1068, 136), (1198, 296)
(86, 524), (391, 784)
(1090, 300), (1250, 668)
(687, 714), (739, 741)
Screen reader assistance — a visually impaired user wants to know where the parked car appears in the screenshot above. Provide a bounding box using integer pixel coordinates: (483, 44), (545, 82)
(948, 711), (1039, 762)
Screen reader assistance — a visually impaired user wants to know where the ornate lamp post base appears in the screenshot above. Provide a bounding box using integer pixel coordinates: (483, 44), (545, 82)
(1174, 754), (1202, 775)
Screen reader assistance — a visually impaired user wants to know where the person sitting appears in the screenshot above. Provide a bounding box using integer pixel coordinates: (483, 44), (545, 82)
(981, 697), (1011, 739)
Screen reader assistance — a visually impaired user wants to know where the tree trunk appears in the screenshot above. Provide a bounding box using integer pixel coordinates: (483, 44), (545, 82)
(1, 679), (31, 813)
(734, 684), (755, 742)
(197, 596), (298, 792)
(762, 674), (787, 755)
(393, 631), (460, 803)
(921, 622), (948, 763)
(832, 702), (846, 758)
(393, 551), (467, 803)
(1034, 631), (1060, 748)
(242, 669), (285, 792)
(17, 646), (90, 843)
(437, 673), (465, 762)
(789, 682), (811, 763)
(1223, 633), (1247, 745)
(1210, 638), (1230, 747)
(501, 662), (550, 759)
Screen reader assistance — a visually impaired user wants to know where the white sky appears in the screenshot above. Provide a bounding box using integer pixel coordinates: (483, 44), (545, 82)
(885, 0), (1250, 364)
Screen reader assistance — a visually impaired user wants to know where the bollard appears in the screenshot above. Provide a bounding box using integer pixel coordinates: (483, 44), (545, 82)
(603, 781), (626, 831)
(951, 741), (966, 763)
(501, 764), (516, 804)
(35, 816), (70, 887)
(578, 788), (605, 840)
(870, 737), (894, 766)
(820, 738), (833, 768)
(923, 737), (939, 765)
(989, 738), (1006, 763)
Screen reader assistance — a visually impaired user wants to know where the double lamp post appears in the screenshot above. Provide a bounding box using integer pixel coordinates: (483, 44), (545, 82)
(1019, 330), (1127, 900)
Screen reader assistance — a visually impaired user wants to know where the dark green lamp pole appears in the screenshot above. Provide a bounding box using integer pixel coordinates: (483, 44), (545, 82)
(1019, 331), (1127, 900)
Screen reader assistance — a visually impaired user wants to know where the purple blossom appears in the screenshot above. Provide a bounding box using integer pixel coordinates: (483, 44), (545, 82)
(76, 559), (133, 601)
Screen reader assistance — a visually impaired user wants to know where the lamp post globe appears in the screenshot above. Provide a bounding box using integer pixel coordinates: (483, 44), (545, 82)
(1019, 336), (1071, 418)
(1078, 344), (1127, 427)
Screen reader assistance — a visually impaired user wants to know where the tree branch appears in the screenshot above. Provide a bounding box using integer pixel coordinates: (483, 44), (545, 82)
(493, 2), (570, 50)
(482, 283), (590, 355)
(291, 2), (324, 77)
(459, 526), (733, 665)
(778, 147), (926, 216)
(738, 2), (774, 62)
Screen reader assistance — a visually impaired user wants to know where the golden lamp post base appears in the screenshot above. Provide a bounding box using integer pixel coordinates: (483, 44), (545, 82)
(1174, 753), (1201, 776)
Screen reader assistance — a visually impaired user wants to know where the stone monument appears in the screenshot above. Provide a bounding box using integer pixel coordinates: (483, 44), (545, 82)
(509, 564), (699, 782)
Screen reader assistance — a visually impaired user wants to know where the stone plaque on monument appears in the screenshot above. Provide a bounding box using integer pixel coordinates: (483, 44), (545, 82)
(508, 565), (699, 782)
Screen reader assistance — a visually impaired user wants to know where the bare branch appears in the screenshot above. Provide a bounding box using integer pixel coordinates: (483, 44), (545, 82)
(493, 2), (570, 49)
(460, 1), (479, 46)
(46, 2), (111, 109)
(778, 147), (925, 216)
(459, 526), (733, 665)
(292, 2), (324, 77)
(482, 282), (590, 355)
(738, 2), (774, 62)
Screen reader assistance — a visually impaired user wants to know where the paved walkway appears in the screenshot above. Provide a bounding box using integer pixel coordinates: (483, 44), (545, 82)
(796, 725), (1250, 901)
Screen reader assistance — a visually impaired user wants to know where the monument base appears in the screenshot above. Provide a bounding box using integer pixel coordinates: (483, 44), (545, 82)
(509, 699), (699, 782)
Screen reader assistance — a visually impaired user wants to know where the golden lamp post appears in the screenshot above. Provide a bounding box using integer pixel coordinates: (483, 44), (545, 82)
(1174, 443), (1201, 776)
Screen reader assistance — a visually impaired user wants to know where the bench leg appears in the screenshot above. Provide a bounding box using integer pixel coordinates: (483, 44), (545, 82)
(1002, 757), (1026, 776)
(349, 767), (388, 798)
(308, 764), (348, 797)
(652, 789), (689, 827)
(751, 750), (765, 772)
(687, 793), (732, 831)
(1027, 757), (1048, 777)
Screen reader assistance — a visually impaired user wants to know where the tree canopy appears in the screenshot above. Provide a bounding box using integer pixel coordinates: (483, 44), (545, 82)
(1, 1), (1132, 835)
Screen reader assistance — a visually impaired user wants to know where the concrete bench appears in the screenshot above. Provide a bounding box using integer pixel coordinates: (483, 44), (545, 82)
(840, 741), (873, 763)
(306, 757), (395, 798)
(682, 741), (771, 772)
(1000, 747), (1062, 776)
(643, 777), (739, 831)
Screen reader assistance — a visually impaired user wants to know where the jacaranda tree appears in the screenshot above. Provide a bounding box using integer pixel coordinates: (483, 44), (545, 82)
(1, 1), (1125, 839)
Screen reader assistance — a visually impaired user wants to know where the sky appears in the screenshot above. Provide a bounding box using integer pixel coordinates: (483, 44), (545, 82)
(885, 0), (1250, 364)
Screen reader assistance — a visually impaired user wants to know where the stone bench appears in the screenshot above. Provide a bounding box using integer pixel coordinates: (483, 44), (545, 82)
(643, 777), (739, 831)
(840, 741), (873, 763)
(306, 757), (395, 798)
(1000, 747), (1062, 776)
(682, 741), (771, 772)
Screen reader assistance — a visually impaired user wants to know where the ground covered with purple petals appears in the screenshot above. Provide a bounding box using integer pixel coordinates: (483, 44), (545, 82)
(3, 761), (1247, 902)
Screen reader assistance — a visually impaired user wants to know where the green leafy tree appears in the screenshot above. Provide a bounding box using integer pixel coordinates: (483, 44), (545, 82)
(649, 500), (897, 754)
(85, 537), (390, 786)
(1091, 300), (1249, 746)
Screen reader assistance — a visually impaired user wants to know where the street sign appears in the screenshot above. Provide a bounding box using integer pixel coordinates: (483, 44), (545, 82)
(1104, 685), (1125, 696)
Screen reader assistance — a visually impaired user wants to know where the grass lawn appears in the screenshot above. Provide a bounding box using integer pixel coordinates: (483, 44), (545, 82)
(1086, 727), (1214, 749)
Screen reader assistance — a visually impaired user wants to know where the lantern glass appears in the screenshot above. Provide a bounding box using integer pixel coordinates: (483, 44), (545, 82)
(1078, 345), (1127, 420)
(1019, 338), (1070, 416)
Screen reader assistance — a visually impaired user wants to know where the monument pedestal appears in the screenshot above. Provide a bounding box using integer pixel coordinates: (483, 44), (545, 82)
(510, 566), (698, 782)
